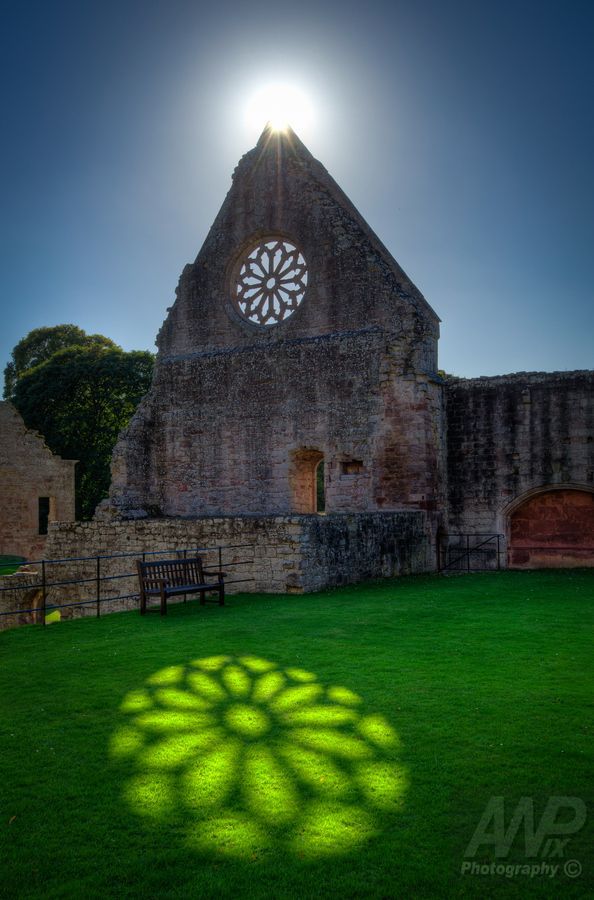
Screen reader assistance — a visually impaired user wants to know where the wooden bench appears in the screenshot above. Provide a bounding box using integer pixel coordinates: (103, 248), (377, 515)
(136, 556), (225, 615)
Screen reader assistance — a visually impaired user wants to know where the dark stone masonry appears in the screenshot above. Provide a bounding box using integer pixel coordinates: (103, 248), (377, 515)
(445, 371), (594, 566)
(4, 124), (591, 616)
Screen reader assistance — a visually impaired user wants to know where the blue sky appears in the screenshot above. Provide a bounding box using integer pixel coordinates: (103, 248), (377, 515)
(1, 0), (593, 377)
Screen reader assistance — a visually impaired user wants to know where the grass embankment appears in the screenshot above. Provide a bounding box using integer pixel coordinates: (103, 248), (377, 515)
(0, 570), (592, 899)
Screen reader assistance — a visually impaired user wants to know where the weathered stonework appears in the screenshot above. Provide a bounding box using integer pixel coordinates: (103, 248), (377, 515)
(41, 512), (430, 612)
(509, 489), (594, 568)
(445, 371), (594, 565)
(3, 127), (592, 629)
(0, 569), (43, 630)
(94, 129), (592, 580)
(0, 402), (76, 560)
(101, 127), (445, 526)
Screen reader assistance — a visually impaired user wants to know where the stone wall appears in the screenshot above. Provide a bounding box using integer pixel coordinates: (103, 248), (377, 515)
(103, 127), (443, 524)
(445, 371), (594, 556)
(0, 402), (76, 561)
(156, 128), (439, 362)
(295, 512), (432, 592)
(19, 512), (432, 623)
(0, 569), (43, 631)
(105, 330), (445, 522)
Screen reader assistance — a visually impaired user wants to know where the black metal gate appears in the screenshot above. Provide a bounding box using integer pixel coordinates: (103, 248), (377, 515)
(437, 533), (505, 572)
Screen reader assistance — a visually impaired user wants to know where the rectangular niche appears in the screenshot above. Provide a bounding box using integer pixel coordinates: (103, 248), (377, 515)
(340, 460), (364, 475)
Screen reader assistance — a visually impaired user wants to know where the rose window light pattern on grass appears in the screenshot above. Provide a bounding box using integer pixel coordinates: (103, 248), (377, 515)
(110, 655), (407, 860)
(233, 239), (308, 325)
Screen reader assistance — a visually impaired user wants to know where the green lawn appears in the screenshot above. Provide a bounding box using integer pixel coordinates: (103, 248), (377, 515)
(0, 570), (592, 899)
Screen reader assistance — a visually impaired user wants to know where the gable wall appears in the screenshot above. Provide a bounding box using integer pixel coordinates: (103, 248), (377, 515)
(157, 132), (438, 362)
(104, 130), (443, 521)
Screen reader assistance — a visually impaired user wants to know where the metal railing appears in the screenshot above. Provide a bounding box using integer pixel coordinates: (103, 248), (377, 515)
(437, 533), (505, 573)
(0, 544), (254, 626)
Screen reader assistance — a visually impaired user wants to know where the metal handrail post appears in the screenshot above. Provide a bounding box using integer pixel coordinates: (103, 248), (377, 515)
(41, 560), (47, 626)
(96, 556), (101, 617)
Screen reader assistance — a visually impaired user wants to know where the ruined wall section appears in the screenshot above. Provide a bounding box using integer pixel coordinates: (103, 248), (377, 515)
(34, 512), (430, 617)
(445, 371), (594, 535)
(157, 129), (439, 366)
(0, 403), (76, 560)
(108, 329), (445, 519)
(109, 329), (384, 517)
(102, 127), (443, 521)
(298, 512), (433, 591)
(0, 569), (43, 631)
(376, 349), (446, 518)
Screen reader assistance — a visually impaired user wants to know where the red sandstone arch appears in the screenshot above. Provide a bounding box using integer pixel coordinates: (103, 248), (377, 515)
(507, 487), (594, 568)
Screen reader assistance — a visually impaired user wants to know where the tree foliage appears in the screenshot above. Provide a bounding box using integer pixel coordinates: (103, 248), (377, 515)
(4, 324), (117, 399)
(12, 341), (154, 519)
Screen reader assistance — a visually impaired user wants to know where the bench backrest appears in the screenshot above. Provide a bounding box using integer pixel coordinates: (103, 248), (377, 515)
(137, 556), (205, 591)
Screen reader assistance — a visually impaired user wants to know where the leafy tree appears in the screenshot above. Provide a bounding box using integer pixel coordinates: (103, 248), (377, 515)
(13, 344), (154, 519)
(4, 324), (117, 399)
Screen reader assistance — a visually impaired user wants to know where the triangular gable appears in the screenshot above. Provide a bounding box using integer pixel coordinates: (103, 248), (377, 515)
(158, 126), (439, 357)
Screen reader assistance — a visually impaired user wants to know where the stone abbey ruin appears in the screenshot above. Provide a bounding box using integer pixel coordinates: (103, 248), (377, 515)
(0, 402), (76, 562)
(42, 126), (594, 591)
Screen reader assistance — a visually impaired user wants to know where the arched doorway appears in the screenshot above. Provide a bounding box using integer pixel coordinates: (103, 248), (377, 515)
(508, 487), (594, 568)
(290, 449), (325, 513)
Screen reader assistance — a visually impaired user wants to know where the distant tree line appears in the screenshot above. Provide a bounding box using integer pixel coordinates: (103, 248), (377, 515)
(4, 325), (154, 519)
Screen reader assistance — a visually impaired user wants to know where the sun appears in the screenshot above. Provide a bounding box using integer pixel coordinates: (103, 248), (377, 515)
(245, 83), (314, 135)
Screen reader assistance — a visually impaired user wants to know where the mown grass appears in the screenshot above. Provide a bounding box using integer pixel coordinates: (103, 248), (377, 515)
(0, 570), (592, 899)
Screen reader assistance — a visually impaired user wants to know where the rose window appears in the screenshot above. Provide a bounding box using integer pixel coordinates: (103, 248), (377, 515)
(233, 239), (308, 326)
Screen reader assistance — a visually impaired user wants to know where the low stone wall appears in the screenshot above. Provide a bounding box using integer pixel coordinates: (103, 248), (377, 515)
(0, 569), (43, 630)
(297, 512), (432, 591)
(21, 512), (432, 622)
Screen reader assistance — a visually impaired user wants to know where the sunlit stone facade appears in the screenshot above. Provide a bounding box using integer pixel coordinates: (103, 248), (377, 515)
(47, 128), (594, 587)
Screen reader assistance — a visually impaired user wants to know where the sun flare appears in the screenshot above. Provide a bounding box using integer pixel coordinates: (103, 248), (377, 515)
(245, 83), (314, 135)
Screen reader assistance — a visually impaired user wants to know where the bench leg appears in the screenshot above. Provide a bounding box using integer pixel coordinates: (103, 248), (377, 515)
(218, 583), (225, 606)
(140, 592), (146, 615)
(160, 588), (167, 616)
(199, 590), (206, 606)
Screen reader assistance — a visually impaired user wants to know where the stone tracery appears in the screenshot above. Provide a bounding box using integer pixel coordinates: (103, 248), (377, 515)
(233, 238), (308, 325)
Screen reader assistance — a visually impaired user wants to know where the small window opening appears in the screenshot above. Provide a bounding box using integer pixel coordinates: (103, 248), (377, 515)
(38, 497), (50, 535)
(341, 459), (363, 475)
